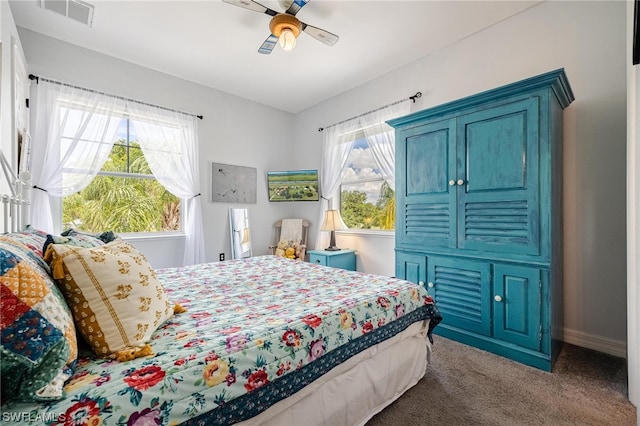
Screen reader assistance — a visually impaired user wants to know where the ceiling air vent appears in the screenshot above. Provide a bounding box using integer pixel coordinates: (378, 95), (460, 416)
(38, 0), (94, 27)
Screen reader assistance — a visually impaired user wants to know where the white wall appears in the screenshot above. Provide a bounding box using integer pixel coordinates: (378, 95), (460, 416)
(18, 28), (299, 268)
(294, 1), (628, 356)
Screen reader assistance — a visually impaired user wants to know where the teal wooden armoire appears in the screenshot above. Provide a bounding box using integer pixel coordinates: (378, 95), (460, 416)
(388, 69), (574, 371)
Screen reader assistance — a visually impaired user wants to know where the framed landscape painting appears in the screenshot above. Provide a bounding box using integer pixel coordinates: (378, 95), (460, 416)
(267, 169), (319, 202)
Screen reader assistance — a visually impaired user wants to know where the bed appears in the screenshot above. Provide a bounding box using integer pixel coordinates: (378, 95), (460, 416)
(0, 228), (441, 425)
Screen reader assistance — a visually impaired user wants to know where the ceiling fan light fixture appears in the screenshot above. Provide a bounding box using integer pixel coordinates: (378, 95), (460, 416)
(269, 13), (302, 51)
(279, 29), (297, 51)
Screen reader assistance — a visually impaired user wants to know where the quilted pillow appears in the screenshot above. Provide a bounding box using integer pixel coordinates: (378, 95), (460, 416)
(44, 239), (175, 361)
(0, 239), (78, 402)
(42, 231), (111, 259)
(60, 228), (118, 243)
(1, 225), (51, 272)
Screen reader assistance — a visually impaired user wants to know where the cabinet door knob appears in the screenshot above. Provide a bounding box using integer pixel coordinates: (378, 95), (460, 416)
(418, 281), (424, 286)
(449, 180), (456, 186)
(427, 282), (434, 288)
(457, 179), (465, 186)
(316, 259), (321, 263)
(494, 295), (503, 302)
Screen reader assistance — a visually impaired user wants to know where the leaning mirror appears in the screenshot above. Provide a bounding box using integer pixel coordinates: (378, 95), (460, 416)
(229, 208), (252, 259)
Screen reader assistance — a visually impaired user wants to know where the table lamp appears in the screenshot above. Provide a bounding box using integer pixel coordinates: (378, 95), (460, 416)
(320, 209), (348, 251)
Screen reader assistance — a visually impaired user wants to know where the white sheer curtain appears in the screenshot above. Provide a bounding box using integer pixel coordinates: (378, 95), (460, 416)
(29, 80), (124, 233)
(315, 122), (357, 250)
(359, 100), (410, 191)
(128, 104), (205, 266)
(315, 100), (411, 249)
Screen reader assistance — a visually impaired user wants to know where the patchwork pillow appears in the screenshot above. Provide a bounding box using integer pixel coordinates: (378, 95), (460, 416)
(0, 239), (78, 402)
(1, 225), (51, 272)
(42, 231), (111, 259)
(44, 239), (175, 361)
(60, 228), (118, 244)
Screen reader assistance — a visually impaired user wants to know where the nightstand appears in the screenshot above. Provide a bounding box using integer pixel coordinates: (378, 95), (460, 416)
(308, 249), (356, 271)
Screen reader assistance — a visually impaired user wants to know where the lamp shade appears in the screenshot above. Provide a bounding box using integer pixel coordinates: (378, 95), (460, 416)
(320, 210), (348, 231)
(279, 28), (297, 51)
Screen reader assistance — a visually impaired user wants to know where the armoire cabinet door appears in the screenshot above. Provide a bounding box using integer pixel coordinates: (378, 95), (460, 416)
(395, 251), (426, 286)
(493, 264), (542, 351)
(396, 119), (457, 249)
(427, 256), (491, 337)
(456, 97), (541, 256)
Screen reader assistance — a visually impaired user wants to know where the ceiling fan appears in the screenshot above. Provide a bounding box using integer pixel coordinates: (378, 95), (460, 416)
(222, 0), (339, 54)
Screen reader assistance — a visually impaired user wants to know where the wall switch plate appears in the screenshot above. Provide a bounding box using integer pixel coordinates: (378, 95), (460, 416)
(219, 253), (225, 261)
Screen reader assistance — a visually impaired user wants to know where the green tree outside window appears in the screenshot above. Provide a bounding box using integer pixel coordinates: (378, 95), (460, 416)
(340, 181), (395, 230)
(63, 139), (180, 233)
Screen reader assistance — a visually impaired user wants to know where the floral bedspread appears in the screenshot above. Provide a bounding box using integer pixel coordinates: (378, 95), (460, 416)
(1, 256), (441, 425)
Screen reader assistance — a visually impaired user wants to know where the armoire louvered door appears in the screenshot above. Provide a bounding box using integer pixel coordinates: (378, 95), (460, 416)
(390, 69), (574, 371)
(396, 118), (457, 250)
(457, 97), (540, 256)
(427, 256), (491, 337)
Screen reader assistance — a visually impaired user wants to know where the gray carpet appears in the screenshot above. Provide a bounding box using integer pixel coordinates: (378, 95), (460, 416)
(367, 337), (636, 425)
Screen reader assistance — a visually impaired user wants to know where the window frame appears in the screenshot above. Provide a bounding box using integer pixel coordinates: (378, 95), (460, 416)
(337, 131), (396, 234)
(60, 115), (185, 235)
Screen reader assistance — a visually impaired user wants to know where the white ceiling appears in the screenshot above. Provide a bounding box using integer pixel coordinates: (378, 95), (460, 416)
(9, 0), (540, 114)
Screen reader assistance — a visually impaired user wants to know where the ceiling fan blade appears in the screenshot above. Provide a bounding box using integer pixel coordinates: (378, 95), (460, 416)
(284, 0), (309, 16)
(301, 23), (339, 46)
(222, 0), (278, 17)
(258, 34), (278, 54)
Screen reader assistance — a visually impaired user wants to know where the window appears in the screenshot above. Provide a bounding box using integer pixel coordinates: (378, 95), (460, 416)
(340, 137), (395, 231)
(62, 118), (181, 233)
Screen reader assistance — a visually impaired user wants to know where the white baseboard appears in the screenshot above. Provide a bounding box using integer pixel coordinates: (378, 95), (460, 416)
(563, 328), (627, 359)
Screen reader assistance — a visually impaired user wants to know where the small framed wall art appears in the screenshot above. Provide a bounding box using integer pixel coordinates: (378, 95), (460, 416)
(211, 162), (257, 203)
(267, 169), (319, 202)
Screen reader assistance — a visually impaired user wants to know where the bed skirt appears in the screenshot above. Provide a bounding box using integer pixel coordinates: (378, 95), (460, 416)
(238, 319), (431, 426)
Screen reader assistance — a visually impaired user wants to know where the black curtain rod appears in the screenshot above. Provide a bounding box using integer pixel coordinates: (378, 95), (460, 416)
(28, 74), (203, 120)
(318, 92), (421, 132)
